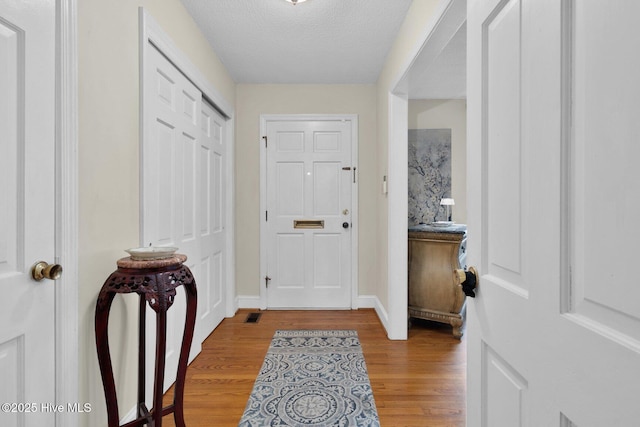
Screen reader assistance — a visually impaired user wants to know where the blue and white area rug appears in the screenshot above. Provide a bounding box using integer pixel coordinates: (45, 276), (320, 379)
(238, 330), (380, 426)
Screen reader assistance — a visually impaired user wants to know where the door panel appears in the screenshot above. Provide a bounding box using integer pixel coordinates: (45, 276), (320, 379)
(0, 1), (55, 426)
(277, 162), (305, 215)
(313, 162), (341, 215)
(484, 345), (528, 427)
(569, 0), (640, 342)
(197, 100), (226, 343)
(277, 234), (305, 288)
(143, 44), (227, 394)
(313, 234), (342, 287)
(265, 119), (353, 308)
(486, 0), (524, 287)
(145, 43), (199, 391)
(467, 0), (640, 425)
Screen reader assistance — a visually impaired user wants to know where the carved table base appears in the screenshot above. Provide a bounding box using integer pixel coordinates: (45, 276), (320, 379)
(95, 254), (197, 427)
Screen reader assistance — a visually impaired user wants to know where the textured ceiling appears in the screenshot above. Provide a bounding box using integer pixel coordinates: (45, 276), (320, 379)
(180, 0), (413, 84)
(408, 24), (466, 99)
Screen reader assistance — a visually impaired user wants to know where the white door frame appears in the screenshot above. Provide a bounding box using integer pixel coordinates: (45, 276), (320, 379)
(139, 8), (236, 319)
(56, 0), (79, 426)
(386, 0), (466, 339)
(259, 114), (359, 310)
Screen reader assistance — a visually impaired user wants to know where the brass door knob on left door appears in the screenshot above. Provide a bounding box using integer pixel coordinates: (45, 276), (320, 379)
(31, 261), (63, 281)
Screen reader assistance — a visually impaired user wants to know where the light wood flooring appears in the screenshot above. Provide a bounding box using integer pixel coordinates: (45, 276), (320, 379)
(162, 309), (466, 426)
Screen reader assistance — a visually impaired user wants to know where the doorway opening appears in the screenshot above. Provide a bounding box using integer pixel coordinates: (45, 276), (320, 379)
(387, 0), (468, 414)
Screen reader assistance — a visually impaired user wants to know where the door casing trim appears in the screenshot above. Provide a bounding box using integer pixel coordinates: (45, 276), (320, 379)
(259, 114), (359, 310)
(56, 0), (79, 425)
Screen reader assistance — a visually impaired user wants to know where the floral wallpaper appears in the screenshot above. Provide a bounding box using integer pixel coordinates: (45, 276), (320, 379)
(408, 129), (452, 225)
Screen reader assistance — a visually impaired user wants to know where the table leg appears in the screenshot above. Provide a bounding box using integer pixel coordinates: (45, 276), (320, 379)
(173, 280), (197, 427)
(95, 291), (120, 427)
(152, 304), (168, 426)
(137, 294), (146, 417)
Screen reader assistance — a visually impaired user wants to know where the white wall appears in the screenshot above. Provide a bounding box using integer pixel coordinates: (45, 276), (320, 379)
(408, 99), (467, 224)
(234, 84), (378, 299)
(78, 1), (235, 425)
(375, 0), (441, 318)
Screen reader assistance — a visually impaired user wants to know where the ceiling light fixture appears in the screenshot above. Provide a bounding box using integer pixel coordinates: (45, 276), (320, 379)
(285, 0), (308, 5)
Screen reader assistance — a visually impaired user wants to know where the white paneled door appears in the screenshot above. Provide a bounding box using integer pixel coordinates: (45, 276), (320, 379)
(0, 1), (56, 426)
(143, 43), (227, 393)
(467, 0), (640, 425)
(195, 99), (227, 344)
(263, 118), (356, 309)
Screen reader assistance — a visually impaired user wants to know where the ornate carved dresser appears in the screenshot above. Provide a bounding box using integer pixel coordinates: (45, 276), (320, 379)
(408, 224), (467, 338)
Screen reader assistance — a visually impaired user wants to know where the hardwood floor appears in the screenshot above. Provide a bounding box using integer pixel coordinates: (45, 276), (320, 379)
(162, 309), (466, 426)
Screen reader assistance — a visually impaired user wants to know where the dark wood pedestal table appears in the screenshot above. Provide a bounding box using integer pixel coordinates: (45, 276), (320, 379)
(95, 254), (197, 427)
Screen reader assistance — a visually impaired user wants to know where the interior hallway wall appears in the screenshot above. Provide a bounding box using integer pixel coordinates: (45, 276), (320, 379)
(78, 1), (235, 425)
(375, 0), (441, 315)
(235, 84), (378, 301)
(409, 99), (467, 224)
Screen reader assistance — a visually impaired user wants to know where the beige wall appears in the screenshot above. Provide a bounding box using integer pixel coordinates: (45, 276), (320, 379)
(235, 84), (378, 298)
(408, 99), (467, 224)
(78, 1), (235, 425)
(375, 0), (441, 310)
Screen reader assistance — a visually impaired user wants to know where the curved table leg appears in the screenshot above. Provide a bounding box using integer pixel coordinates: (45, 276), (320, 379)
(95, 290), (119, 427)
(173, 279), (197, 427)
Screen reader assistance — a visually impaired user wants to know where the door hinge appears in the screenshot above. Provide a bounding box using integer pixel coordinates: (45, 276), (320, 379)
(266, 210), (268, 221)
(265, 276), (271, 288)
(262, 136), (267, 148)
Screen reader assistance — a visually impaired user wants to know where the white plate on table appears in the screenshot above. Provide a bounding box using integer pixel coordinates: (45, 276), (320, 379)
(125, 246), (178, 260)
(431, 221), (454, 227)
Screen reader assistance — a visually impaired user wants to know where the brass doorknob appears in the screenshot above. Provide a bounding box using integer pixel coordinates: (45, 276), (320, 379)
(31, 261), (63, 281)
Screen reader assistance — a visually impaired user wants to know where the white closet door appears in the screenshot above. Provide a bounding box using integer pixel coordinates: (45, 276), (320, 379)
(143, 42), (201, 393)
(196, 100), (226, 344)
(142, 43), (227, 394)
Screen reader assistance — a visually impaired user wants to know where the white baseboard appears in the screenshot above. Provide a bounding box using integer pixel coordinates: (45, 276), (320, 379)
(355, 295), (377, 309)
(120, 406), (137, 424)
(236, 294), (390, 336)
(237, 295), (262, 309)
(237, 295), (382, 310)
(374, 298), (390, 335)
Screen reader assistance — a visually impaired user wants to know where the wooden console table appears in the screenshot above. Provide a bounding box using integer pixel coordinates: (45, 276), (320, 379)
(408, 224), (467, 338)
(95, 254), (197, 427)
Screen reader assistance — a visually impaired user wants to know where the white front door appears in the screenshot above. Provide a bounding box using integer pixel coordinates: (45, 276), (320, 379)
(263, 117), (356, 309)
(0, 1), (56, 426)
(467, 0), (640, 425)
(142, 43), (227, 392)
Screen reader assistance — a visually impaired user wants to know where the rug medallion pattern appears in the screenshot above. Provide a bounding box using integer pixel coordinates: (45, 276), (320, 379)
(238, 330), (380, 426)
